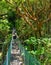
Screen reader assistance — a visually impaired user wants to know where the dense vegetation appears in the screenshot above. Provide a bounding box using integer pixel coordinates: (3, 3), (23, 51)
(0, 0), (51, 65)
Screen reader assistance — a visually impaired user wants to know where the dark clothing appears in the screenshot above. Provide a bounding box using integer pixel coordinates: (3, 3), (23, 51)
(12, 28), (17, 39)
(13, 35), (17, 39)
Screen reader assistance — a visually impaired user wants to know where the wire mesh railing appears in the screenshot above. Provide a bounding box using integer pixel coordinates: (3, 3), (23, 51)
(2, 37), (40, 65)
(17, 39), (41, 65)
(3, 41), (12, 65)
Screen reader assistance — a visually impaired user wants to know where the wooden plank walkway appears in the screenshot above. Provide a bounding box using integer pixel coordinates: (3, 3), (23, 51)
(10, 40), (23, 65)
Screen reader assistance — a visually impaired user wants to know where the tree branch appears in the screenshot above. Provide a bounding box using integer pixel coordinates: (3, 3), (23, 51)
(5, 0), (14, 6)
(16, 8), (37, 31)
(21, 3), (37, 21)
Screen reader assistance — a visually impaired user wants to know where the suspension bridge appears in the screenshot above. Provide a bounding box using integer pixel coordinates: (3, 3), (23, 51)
(1, 29), (40, 65)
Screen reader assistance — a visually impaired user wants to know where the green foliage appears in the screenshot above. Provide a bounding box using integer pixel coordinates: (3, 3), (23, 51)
(0, 19), (10, 42)
(7, 10), (16, 22)
(2, 34), (12, 60)
(24, 37), (37, 45)
(0, 0), (51, 65)
(0, 1), (9, 13)
(24, 37), (51, 64)
(7, 10), (16, 28)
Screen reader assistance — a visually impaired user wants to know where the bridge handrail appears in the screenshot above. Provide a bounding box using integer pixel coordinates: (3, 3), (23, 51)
(17, 39), (41, 65)
(3, 40), (12, 65)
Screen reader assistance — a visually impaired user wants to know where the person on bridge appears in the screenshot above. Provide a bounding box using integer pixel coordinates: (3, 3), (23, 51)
(12, 28), (17, 44)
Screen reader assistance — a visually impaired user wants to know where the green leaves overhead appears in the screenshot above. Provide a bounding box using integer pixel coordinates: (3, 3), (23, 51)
(0, 1), (9, 13)
(7, 10), (16, 22)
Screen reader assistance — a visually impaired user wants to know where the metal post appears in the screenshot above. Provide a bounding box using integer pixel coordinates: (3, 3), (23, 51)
(6, 51), (8, 65)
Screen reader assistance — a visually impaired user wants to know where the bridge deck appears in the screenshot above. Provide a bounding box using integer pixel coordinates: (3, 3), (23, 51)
(10, 40), (23, 65)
